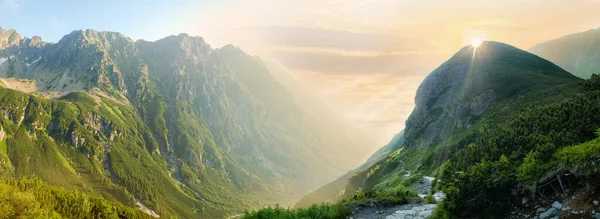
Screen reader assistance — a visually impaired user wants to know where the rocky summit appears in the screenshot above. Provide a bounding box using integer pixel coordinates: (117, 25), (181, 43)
(399, 41), (578, 150)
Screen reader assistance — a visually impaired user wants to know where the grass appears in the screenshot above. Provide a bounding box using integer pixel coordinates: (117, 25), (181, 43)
(0, 177), (152, 219)
(243, 203), (351, 219)
(244, 185), (418, 219)
(554, 134), (600, 174)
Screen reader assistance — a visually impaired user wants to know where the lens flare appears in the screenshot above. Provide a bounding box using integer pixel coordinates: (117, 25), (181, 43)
(471, 39), (483, 48)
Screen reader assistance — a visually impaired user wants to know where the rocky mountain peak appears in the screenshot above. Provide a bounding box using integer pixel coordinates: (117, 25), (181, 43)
(0, 27), (22, 49)
(402, 41), (580, 149)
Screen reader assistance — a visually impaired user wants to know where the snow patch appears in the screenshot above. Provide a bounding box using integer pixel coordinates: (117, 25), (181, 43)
(0, 58), (7, 66)
(25, 56), (41, 67)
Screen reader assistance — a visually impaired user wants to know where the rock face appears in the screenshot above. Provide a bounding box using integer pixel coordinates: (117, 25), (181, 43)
(401, 41), (579, 149)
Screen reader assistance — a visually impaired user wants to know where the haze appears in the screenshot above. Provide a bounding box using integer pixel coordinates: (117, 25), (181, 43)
(3, 0), (599, 144)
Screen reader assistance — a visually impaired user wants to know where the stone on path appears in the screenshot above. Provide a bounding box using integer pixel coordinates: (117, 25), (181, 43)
(539, 207), (559, 219)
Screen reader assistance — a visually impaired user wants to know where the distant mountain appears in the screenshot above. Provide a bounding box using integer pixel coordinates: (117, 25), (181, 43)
(529, 27), (600, 79)
(292, 41), (585, 213)
(0, 28), (374, 218)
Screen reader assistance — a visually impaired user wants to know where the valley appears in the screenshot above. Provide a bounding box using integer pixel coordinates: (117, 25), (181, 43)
(1, 2), (600, 218)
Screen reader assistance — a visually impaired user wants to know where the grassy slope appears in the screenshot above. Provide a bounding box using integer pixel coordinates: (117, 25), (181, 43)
(0, 87), (278, 218)
(0, 177), (152, 218)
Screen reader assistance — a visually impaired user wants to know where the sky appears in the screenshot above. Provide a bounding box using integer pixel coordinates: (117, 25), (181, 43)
(2, 0), (600, 144)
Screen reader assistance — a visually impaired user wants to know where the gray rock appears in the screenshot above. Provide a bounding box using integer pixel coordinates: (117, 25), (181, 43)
(540, 207), (560, 219)
(596, 212), (600, 219)
(537, 207), (547, 213)
(593, 210), (596, 215)
(572, 210), (579, 214)
(594, 200), (599, 206)
(552, 201), (563, 210)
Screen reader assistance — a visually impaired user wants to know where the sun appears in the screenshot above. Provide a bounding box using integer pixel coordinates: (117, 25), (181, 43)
(471, 38), (483, 48)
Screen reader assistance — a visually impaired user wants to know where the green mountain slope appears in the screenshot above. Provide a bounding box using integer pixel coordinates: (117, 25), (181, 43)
(291, 41), (589, 216)
(434, 79), (600, 217)
(529, 27), (600, 79)
(0, 177), (152, 218)
(402, 41), (580, 150)
(0, 28), (375, 218)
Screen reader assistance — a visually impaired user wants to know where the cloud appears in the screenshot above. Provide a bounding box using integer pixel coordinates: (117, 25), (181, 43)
(271, 48), (445, 75)
(257, 25), (449, 77)
(271, 45), (437, 57)
(262, 26), (435, 52)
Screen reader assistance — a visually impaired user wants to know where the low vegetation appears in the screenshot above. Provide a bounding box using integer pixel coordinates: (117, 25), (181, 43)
(244, 176), (418, 218)
(431, 74), (600, 218)
(0, 177), (151, 218)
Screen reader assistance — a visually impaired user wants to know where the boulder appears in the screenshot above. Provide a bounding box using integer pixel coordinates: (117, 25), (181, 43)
(537, 207), (546, 213)
(540, 207), (559, 219)
(552, 201), (563, 210)
(594, 200), (599, 206)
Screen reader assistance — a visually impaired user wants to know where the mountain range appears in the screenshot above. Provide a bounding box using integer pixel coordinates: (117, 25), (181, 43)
(3, 24), (600, 219)
(0, 27), (375, 218)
